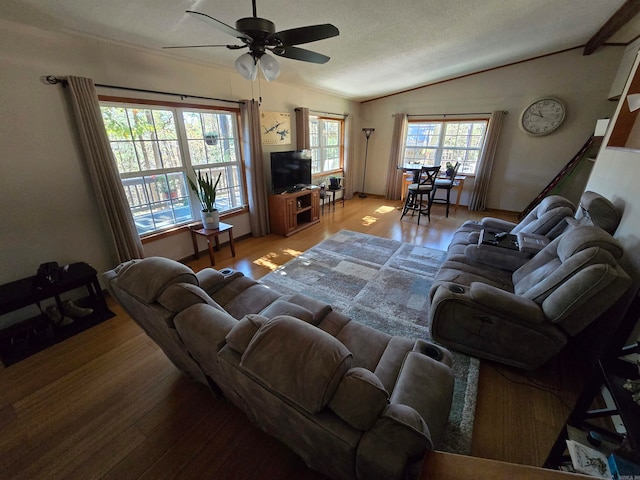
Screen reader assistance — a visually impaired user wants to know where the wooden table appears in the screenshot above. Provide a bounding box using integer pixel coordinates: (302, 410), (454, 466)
(397, 165), (466, 212)
(421, 452), (591, 479)
(447, 174), (466, 212)
(399, 163), (427, 183)
(189, 222), (236, 266)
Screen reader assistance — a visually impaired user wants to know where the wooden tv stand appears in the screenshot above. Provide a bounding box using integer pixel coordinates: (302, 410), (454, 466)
(269, 187), (320, 237)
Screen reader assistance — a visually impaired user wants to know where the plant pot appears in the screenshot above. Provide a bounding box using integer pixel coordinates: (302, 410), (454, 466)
(445, 168), (454, 177)
(201, 209), (219, 230)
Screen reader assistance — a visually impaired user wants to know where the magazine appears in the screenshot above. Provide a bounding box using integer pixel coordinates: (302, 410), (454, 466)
(566, 440), (614, 479)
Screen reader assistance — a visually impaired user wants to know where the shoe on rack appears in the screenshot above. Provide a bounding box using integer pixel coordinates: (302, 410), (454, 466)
(45, 305), (74, 327)
(63, 300), (93, 318)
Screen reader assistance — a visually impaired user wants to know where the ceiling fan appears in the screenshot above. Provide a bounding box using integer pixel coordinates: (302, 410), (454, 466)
(164, 0), (339, 81)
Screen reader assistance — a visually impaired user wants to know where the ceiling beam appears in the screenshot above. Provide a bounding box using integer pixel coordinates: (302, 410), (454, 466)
(584, 0), (640, 55)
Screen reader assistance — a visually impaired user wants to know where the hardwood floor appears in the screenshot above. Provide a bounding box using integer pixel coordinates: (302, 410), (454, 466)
(0, 197), (586, 479)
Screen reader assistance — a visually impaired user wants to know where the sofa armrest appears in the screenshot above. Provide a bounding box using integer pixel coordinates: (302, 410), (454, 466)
(357, 404), (431, 480)
(174, 303), (237, 377)
(469, 282), (545, 324)
(480, 218), (516, 231)
(464, 243), (530, 272)
(390, 351), (453, 449)
(196, 268), (243, 296)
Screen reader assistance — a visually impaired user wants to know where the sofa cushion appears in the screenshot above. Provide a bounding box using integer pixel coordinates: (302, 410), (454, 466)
(224, 284), (282, 319)
(259, 299), (314, 323)
(516, 247), (618, 304)
(195, 268), (226, 292)
(514, 206), (574, 237)
(240, 315), (352, 414)
(329, 367), (388, 430)
(287, 293), (333, 325)
(557, 225), (623, 260)
(225, 314), (268, 354)
(542, 263), (627, 326)
(157, 282), (226, 314)
(117, 256), (197, 303)
(579, 191), (620, 235)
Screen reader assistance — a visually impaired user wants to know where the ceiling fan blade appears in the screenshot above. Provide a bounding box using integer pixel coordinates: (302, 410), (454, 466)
(273, 46), (330, 64)
(186, 10), (252, 42)
(163, 44), (246, 50)
(270, 24), (339, 46)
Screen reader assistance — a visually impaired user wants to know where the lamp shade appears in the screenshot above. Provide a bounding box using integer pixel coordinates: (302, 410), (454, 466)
(260, 53), (280, 81)
(235, 53), (258, 81)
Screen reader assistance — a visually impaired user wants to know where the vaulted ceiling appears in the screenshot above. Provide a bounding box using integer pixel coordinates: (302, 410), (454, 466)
(2, 0), (640, 101)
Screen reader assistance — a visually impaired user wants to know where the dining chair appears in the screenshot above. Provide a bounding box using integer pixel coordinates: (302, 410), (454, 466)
(431, 161), (461, 217)
(401, 166), (440, 225)
(319, 184), (332, 214)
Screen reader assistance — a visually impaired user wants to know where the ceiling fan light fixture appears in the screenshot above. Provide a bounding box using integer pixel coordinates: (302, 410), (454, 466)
(235, 52), (258, 81)
(259, 53), (280, 81)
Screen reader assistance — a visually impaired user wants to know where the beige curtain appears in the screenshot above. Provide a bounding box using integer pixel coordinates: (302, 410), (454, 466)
(241, 99), (270, 236)
(468, 110), (506, 211)
(385, 114), (408, 200)
(66, 76), (144, 262)
(342, 114), (354, 199)
(295, 107), (310, 150)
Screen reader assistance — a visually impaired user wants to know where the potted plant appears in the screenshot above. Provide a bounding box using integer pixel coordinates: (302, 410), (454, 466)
(188, 170), (222, 230)
(445, 162), (455, 177)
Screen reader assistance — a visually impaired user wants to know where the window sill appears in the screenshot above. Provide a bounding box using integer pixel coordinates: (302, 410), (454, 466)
(140, 206), (248, 244)
(313, 170), (344, 182)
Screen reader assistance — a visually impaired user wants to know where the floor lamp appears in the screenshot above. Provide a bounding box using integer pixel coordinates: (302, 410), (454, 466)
(359, 128), (375, 198)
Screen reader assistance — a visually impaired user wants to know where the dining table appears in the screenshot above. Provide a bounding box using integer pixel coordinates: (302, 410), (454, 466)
(397, 163), (466, 212)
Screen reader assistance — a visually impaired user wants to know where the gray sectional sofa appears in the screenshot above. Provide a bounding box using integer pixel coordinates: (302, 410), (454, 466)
(428, 192), (631, 370)
(103, 257), (454, 480)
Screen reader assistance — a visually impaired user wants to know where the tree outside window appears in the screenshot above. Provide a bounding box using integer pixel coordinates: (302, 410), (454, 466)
(309, 116), (343, 176)
(403, 120), (488, 175)
(101, 103), (245, 235)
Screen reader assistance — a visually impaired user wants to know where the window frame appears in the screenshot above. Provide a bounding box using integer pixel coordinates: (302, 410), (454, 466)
(309, 115), (345, 180)
(403, 118), (489, 175)
(98, 95), (247, 237)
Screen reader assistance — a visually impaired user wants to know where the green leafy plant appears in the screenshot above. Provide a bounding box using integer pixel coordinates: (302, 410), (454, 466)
(188, 170), (222, 212)
(445, 161), (454, 170)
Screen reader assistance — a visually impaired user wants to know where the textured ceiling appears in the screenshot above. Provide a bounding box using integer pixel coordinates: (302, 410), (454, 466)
(1, 0), (637, 101)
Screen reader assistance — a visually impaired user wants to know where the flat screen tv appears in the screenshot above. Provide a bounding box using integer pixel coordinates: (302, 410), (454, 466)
(270, 150), (312, 193)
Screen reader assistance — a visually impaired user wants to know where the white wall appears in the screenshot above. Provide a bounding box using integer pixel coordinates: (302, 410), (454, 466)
(587, 51), (640, 282)
(359, 48), (623, 212)
(0, 19), (359, 285)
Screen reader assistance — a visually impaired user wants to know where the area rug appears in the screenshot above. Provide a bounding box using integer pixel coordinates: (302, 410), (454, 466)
(259, 229), (479, 455)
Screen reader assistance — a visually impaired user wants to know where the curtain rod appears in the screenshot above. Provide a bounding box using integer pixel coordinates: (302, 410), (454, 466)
(405, 111), (508, 117)
(44, 75), (243, 105)
(296, 107), (348, 118)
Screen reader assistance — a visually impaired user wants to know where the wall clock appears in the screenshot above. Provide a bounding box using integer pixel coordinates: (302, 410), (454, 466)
(520, 97), (566, 136)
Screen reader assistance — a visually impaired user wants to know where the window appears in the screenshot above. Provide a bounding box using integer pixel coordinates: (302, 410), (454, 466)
(403, 120), (488, 174)
(309, 116), (344, 175)
(100, 102), (245, 236)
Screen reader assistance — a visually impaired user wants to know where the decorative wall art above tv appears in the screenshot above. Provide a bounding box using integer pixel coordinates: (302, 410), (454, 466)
(261, 111), (291, 145)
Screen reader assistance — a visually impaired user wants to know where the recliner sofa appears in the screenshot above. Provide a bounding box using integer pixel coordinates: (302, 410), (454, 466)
(103, 257), (454, 480)
(428, 225), (631, 370)
(447, 194), (576, 258)
(447, 192), (620, 272)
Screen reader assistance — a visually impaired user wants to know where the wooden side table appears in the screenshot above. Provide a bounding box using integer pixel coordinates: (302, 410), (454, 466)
(190, 222), (236, 266)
